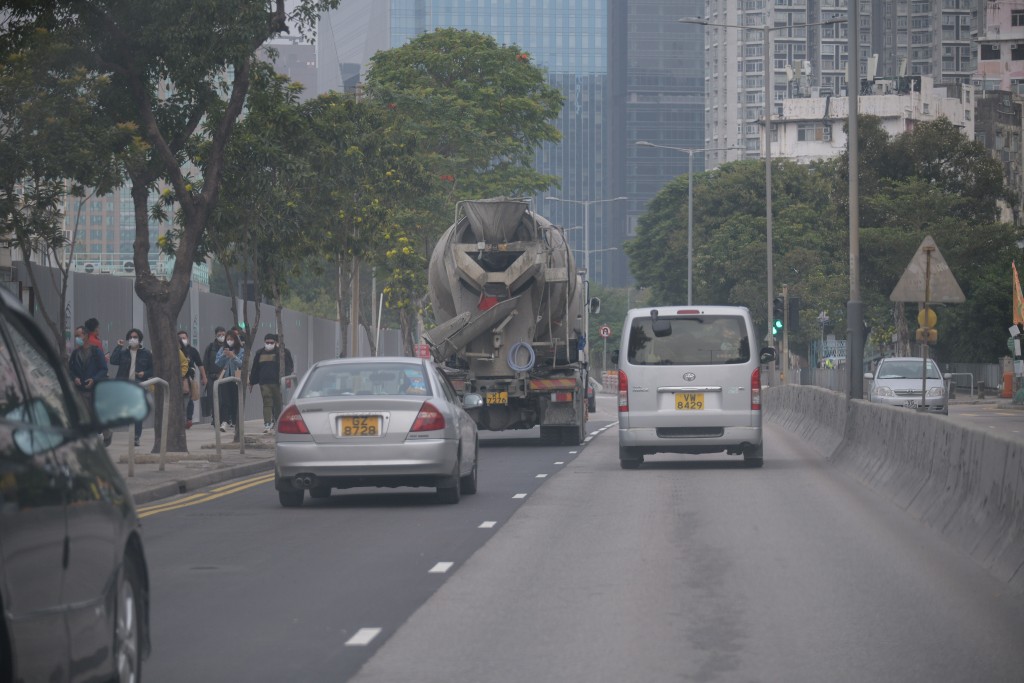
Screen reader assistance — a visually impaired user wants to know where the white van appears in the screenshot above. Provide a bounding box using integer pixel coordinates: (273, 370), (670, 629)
(614, 306), (777, 468)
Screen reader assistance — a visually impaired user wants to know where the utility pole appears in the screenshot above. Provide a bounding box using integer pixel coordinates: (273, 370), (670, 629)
(782, 284), (789, 384)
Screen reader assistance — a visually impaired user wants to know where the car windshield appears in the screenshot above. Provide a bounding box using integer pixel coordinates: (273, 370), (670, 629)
(627, 315), (750, 366)
(877, 360), (941, 380)
(299, 362), (431, 397)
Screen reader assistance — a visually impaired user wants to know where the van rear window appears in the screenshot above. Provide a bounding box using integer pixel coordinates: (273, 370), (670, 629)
(626, 315), (750, 366)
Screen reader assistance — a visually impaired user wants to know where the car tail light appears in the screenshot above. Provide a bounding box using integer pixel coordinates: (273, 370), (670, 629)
(618, 370), (629, 412)
(411, 401), (446, 432)
(751, 367), (761, 410)
(277, 405), (309, 434)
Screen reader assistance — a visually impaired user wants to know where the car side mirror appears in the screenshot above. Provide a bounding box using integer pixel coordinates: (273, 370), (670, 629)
(93, 380), (150, 428)
(589, 296), (601, 315)
(863, 372), (873, 380)
(463, 393), (484, 409)
(759, 347), (777, 364)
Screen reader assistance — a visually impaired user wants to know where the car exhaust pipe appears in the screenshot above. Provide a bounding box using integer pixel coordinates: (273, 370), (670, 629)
(294, 475), (316, 489)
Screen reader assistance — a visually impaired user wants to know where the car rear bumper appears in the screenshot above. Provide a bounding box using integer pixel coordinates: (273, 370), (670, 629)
(275, 438), (458, 480)
(619, 424), (762, 450)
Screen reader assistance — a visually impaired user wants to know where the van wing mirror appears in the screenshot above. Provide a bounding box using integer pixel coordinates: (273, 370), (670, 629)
(589, 296), (601, 315)
(759, 347), (777, 364)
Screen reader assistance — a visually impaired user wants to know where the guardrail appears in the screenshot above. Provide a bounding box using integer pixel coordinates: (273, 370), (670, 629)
(947, 372), (975, 398)
(213, 376), (245, 460)
(129, 378), (169, 477)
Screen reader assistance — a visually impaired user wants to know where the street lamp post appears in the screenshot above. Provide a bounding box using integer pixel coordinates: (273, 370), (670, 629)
(679, 16), (843, 348)
(544, 196), (628, 281)
(635, 141), (741, 305)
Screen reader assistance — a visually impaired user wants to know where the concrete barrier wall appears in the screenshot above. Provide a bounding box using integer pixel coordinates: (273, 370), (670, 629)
(765, 385), (1024, 593)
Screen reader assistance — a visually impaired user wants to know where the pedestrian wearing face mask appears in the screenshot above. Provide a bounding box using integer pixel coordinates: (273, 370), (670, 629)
(215, 329), (245, 433)
(109, 328), (154, 446)
(248, 333), (294, 433)
(179, 330), (205, 429)
(69, 325), (113, 446)
(202, 326), (226, 425)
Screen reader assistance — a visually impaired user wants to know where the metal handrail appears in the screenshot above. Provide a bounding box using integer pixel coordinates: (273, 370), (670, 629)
(948, 372), (975, 398)
(213, 376), (245, 460)
(131, 377), (169, 476)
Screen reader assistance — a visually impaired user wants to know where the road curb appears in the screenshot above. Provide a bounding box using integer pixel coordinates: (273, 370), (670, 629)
(131, 459), (275, 506)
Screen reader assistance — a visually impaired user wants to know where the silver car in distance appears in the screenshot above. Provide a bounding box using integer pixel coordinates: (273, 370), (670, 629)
(865, 356), (951, 415)
(274, 357), (482, 507)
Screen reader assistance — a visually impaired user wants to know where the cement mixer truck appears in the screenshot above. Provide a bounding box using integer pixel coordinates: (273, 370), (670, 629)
(424, 197), (591, 445)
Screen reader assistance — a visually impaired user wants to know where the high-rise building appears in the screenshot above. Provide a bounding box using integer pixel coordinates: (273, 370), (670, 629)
(607, 0), (707, 286)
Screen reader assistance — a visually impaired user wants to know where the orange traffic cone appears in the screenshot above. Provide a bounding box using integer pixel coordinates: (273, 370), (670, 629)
(1001, 372), (1013, 399)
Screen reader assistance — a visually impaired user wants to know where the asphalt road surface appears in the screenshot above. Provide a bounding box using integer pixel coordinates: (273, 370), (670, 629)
(141, 397), (1024, 682)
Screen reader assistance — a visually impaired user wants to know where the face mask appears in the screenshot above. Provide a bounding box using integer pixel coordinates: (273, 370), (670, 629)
(180, 338), (189, 347)
(264, 343), (275, 351)
(226, 340), (235, 348)
(217, 335), (225, 343)
(128, 338), (140, 348)
(74, 337), (84, 347)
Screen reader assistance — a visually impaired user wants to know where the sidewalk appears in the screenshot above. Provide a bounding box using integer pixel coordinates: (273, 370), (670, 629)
(109, 418), (276, 505)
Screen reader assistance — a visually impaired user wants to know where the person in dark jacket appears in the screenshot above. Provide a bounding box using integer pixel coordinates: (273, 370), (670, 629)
(109, 328), (154, 446)
(69, 325), (112, 445)
(248, 333), (294, 433)
(202, 326), (226, 426)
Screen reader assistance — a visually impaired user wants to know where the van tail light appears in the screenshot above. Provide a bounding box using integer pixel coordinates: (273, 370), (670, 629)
(278, 405), (310, 434)
(618, 370), (629, 412)
(751, 367), (761, 410)
(411, 401), (446, 432)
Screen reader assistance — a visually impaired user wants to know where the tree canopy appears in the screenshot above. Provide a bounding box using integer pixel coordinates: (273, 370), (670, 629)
(626, 116), (1020, 363)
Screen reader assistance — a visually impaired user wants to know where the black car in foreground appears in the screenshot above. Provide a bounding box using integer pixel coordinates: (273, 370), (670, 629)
(0, 287), (151, 682)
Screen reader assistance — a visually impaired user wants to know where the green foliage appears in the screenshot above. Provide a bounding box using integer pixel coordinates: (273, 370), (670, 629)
(628, 116), (1020, 362)
(364, 28), (563, 199)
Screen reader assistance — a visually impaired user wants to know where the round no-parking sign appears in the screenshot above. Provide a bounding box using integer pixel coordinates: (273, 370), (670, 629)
(599, 325), (611, 338)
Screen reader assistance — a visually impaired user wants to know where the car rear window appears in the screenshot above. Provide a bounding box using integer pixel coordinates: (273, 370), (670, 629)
(626, 315), (750, 366)
(300, 363), (432, 398)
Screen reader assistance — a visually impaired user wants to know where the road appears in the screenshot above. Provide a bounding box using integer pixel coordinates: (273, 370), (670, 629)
(947, 401), (1024, 441)
(141, 397), (1024, 682)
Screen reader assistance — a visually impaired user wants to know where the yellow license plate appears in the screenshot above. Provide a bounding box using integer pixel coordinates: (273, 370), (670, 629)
(339, 416), (381, 437)
(486, 391), (508, 405)
(675, 393), (704, 410)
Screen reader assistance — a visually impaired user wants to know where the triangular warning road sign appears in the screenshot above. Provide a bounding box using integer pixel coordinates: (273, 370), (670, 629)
(890, 236), (965, 303)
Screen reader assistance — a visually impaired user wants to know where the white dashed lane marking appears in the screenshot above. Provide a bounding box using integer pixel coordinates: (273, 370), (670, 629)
(479, 521), (497, 529)
(345, 628), (382, 646)
(513, 493), (528, 499)
(536, 473), (548, 478)
(429, 562), (454, 574)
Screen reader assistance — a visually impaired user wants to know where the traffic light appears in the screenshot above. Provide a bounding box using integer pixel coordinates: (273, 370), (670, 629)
(772, 297), (784, 335)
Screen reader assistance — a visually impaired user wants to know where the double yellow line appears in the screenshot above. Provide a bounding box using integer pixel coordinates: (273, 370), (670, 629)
(137, 472), (276, 518)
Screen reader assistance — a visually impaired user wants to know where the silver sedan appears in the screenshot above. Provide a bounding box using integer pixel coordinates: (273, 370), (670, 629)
(274, 357), (481, 506)
(865, 356), (950, 415)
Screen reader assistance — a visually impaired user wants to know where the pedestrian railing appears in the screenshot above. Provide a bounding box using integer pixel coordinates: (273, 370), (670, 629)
(213, 376), (245, 460)
(131, 377), (169, 476)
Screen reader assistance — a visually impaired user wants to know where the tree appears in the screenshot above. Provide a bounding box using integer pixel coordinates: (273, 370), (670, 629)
(364, 28), (564, 200)
(0, 25), (135, 360)
(1, 0), (340, 452)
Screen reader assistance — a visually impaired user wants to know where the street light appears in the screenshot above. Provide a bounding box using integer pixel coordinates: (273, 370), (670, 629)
(635, 140), (742, 305)
(544, 196), (628, 281)
(679, 16), (844, 347)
